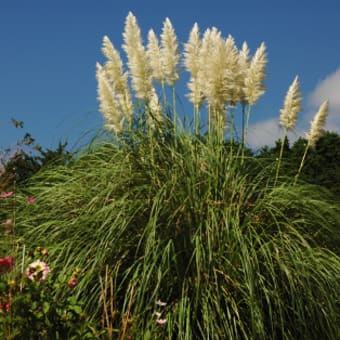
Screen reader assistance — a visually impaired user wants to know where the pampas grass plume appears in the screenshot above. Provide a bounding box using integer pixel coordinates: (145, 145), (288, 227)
(223, 34), (241, 104)
(147, 29), (165, 83)
(101, 35), (123, 72)
(123, 12), (152, 100)
(148, 87), (164, 128)
(238, 42), (250, 104)
(184, 23), (203, 107)
(101, 36), (126, 93)
(96, 65), (124, 133)
(184, 23), (201, 76)
(122, 12), (142, 56)
(307, 99), (329, 148)
(279, 76), (302, 130)
(160, 17), (180, 86)
(243, 42), (267, 105)
(199, 27), (225, 114)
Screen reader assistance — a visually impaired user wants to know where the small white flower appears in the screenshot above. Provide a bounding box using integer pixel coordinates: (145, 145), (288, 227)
(156, 299), (167, 306)
(156, 318), (167, 325)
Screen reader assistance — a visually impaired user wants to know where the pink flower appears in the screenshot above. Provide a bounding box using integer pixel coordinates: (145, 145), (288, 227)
(26, 197), (36, 204)
(67, 277), (77, 288)
(0, 192), (13, 198)
(0, 256), (14, 275)
(26, 260), (50, 282)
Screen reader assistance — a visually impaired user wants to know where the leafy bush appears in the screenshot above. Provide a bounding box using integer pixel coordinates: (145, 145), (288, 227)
(0, 194), (102, 339)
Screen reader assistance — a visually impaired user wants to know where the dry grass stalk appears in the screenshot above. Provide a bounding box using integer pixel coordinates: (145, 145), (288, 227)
(119, 284), (135, 340)
(99, 265), (116, 340)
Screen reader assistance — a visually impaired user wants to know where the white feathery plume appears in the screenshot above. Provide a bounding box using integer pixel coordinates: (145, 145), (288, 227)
(197, 27), (214, 100)
(238, 42), (250, 105)
(99, 36), (133, 122)
(122, 12), (142, 57)
(101, 36), (128, 94)
(96, 65), (124, 133)
(101, 36), (123, 76)
(239, 41), (250, 66)
(279, 76), (302, 131)
(183, 23), (201, 75)
(295, 99), (329, 183)
(222, 34), (240, 104)
(183, 23), (203, 107)
(148, 87), (163, 128)
(199, 27), (226, 118)
(147, 29), (165, 83)
(122, 12), (152, 100)
(160, 17), (180, 86)
(243, 42), (267, 105)
(307, 99), (329, 148)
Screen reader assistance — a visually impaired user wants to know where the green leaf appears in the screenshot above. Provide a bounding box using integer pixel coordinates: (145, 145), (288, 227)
(43, 301), (50, 314)
(69, 304), (82, 315)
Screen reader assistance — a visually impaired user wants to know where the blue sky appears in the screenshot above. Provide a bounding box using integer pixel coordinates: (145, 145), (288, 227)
(1, 0), (340, 152)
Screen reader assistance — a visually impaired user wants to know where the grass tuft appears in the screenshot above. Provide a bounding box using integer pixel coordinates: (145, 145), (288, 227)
(16, 129), (340, 339)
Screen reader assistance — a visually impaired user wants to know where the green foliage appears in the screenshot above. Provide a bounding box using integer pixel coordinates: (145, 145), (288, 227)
(258, 131), (340, 197)
(1, 119), (74, 192)
(14, 126), (340, 339)
(1, 142), (73, 189)
(293, 132), (340, 195)
(0, 245), (102, 339)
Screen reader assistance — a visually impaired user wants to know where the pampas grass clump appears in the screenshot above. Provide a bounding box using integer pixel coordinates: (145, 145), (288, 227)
(15, 13), (339, 340)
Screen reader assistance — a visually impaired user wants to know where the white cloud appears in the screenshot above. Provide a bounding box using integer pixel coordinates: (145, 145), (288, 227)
(247, 118), (281, 149)
(309, 69), (340, 108)
(307, 68), (340, 132)
(247, 68), (340, 149)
